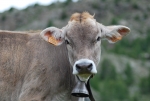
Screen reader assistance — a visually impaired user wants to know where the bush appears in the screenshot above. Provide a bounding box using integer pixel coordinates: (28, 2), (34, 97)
(99, 80), (129, 101)
(139, 72), (150, 94)
(90, 75), (100, 91)
(33, 3), (39, 8)
(143, 13), (148, 19)
(61, 11), (67, 20)
(132, 3), (139, 9)
(99, 59), (117, 81)
(8, 7), (15, 12)
(111, 17), (119, 25)
(134, 15), (140, 21)
(1, 14), (6, 21)
(64, 0), (72, 5)
(47, 20), (54, 27)
(124, 63), (134, 86)
(114, 0), (120, 5)
(91, 3), (99, 9)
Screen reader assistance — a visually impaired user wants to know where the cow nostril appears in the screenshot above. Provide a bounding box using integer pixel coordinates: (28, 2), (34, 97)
(76, 63), (93, 72)
(87, 63), (93, 71)
(76, 64), (81, 72)
(73, 59), (96, 74)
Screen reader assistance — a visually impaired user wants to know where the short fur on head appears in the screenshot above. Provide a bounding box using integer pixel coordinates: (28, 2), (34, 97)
(40, 12), (130, 78)
(70, 12), (94, 22)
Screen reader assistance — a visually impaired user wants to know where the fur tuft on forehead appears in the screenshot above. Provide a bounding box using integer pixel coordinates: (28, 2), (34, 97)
(70, 12), (94, 22)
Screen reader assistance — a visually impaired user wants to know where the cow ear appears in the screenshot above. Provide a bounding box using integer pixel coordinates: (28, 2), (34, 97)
(102, 25), (130, 43)
(40, 27), (65, 46)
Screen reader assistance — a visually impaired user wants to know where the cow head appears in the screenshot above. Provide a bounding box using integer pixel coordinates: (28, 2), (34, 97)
(40, 12), (130, 81)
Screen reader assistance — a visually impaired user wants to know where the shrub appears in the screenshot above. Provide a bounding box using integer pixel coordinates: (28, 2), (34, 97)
(114, 0), (120, 5)
(8, 7), (15, 12)
(132, 3), (139, 9)
(99, 59), (117, 81)
(1, 14), (6, 21)
(64, 0), (72, 5)
(139, 72), (150, 94)
(134, 15), (140, 21)
(99, 80), (129, 101)
(91, 3), (99, 9)
(33, 3), (39, 8)
(90, 75), (100, 91)
(61, 11), (67, 20)
(143, 13), (148, 19)
(124, 63), (134, 86)
(111, 17), (119, 25)
(47, 20), (54, 27)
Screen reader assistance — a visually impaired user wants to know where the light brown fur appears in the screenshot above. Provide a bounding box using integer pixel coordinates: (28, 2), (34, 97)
(0, 31), (77, 101)
(70, 12), (94, 22)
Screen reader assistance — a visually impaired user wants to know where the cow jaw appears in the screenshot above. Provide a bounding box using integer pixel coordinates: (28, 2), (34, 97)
(73, 59), (97, 81)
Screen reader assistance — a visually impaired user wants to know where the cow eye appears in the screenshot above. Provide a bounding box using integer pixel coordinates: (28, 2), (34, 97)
(65, 40), (70, 44)
(96, 36), (101, 41)
(101, 29), (103, 33)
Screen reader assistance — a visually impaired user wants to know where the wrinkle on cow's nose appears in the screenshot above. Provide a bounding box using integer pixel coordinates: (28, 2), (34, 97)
(76, 62), (93, 73)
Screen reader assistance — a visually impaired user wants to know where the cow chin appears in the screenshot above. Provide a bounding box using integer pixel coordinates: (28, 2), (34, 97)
(77, 74), (92, 82)
(72, 59), (97, 81)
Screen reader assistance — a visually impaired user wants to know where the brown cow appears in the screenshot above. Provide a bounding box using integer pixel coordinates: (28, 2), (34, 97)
(0, 12), (130, 101)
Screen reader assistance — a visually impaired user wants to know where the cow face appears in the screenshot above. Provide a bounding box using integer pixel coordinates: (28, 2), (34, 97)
(40, 12), (130, 81)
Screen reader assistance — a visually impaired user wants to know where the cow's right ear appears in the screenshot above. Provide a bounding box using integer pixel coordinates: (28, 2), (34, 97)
(40, 27), (65, 46)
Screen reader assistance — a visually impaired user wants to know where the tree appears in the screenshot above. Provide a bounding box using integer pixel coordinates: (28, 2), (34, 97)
(64, 0), (72, 5)
(139, 71), (150, 94)
(99, 59), (117, 81)
(99, 80), (129, 101)
(124, 63), (134, 86)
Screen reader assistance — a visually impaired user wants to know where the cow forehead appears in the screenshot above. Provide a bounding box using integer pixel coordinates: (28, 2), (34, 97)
(66, 12), (98, 38)
(67, 22), (98, 37)
(69, 12), (96, 26)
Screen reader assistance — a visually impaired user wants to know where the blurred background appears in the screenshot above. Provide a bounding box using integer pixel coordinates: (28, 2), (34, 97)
(0, 0), (150, 101)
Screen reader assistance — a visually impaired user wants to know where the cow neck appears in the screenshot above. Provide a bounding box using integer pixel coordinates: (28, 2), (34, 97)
(76, 75), (95, 101)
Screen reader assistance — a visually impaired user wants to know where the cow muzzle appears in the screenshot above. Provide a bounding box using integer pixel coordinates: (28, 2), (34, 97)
(73, 59), (97, 81)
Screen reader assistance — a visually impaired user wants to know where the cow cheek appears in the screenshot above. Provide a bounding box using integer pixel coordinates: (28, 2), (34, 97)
(92, 46), (101, 66)
(67, 49), (76, 66)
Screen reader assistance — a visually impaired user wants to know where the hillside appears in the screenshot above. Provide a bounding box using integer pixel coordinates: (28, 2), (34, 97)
(0, 0), (150, 101)
(0, 0), (150, 37)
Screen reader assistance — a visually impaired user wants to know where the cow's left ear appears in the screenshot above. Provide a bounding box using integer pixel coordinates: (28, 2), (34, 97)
(102, 25), (130, 43)
(40, 27), (65, 46)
